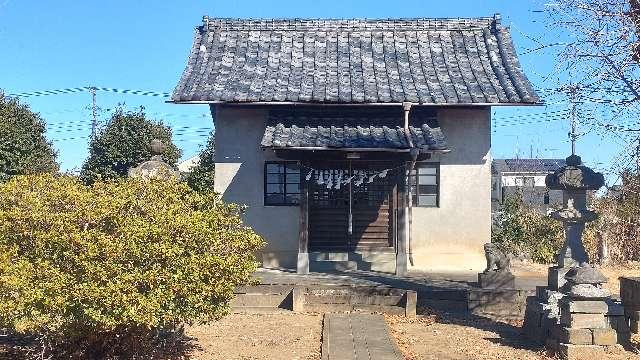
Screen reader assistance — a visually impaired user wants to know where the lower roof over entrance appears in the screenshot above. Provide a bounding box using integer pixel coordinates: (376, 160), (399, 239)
(260, 107), (449, 152)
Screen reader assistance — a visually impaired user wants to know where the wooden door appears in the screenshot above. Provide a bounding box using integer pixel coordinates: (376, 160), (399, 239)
(308, 161), (395, 251)
(351, 163), (394, 248)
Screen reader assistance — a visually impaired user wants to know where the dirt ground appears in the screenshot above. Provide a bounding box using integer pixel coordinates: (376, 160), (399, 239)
(386, 313), (640, 360)
(185, 313), (322, 360)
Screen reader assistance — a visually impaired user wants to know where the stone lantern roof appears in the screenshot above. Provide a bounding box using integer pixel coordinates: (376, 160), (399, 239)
(545, 154), (605, 191)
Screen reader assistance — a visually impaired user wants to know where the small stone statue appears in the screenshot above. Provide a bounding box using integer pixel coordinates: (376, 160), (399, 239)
(478, 243), (515, 289)
(482, 243), (511, 274)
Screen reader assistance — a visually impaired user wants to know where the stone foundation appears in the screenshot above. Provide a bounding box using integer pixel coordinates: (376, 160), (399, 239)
(522, 268), (626, 359)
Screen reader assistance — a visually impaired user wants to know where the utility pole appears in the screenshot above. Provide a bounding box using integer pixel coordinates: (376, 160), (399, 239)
(90, 87), (98, 139)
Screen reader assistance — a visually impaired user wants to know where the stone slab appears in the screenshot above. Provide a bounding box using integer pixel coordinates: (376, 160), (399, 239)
(236, 284), (294, 294)
(592, 328), (617, 346)
(552, 327), (592, 345)
(557, 343), (606, 360)
(559, 300), (608, 314)
(230, 294), (290, 308)
(478, 271), (516, 289)
(322, 314), (403, 360)
(560, 312), (607, 329)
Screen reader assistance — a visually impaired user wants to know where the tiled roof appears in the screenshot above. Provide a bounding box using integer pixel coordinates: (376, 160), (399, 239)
(492, 158), (566, 174)
(171, 15), (540, 105)
(260, 108), (448, 151)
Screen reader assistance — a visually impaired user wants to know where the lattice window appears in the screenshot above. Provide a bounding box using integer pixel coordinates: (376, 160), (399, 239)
(264, 162), (300, 206)
(410, 163), (439, 207)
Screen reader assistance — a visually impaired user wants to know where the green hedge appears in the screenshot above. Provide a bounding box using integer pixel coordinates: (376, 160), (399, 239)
(0, 174), (264, 357)
(492, 195), (564, 263)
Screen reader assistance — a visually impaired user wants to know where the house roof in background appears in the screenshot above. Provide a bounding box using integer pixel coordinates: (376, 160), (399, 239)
(260, 107), (448, 151)
(492, 158), (566, 174)
(171, 15), (540, 105)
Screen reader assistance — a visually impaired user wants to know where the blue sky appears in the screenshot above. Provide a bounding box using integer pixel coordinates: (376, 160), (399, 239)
(0, 0), (628, 182)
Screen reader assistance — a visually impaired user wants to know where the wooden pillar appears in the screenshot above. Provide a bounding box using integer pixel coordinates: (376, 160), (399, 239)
(297, 163), (310, 274)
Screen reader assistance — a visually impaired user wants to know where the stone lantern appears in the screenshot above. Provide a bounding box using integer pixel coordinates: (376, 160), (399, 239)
(128, 139), (179, 180)
(523, 154), (626, 358)
(545, 154), (604, 289)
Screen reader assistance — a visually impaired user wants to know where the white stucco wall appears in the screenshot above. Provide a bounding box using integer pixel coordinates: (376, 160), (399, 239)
(212, 106), (299, 269)
(213, 105), (492, 272)
(408, 107), (491, 272)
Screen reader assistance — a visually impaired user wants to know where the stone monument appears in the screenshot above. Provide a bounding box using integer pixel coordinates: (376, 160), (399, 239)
(128, 139), (179, 180)
(522, 154), (626, 359)
(478, 243), (515, 289)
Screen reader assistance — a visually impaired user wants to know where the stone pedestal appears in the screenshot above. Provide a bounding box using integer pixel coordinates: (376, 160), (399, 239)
(478, 271), (515, 289)
(520, 154), (626, 359)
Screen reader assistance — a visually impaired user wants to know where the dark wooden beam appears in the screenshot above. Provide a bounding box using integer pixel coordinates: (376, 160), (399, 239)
(272, 149), (431, 161)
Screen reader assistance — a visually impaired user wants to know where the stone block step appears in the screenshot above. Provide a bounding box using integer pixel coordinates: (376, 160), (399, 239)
(309, 251), (396, 262)
(310, 252), (349, 261)
(309, 251), (397, 273)
(306, 303), (406, 316)
(231, 306), (293, 314)
(350, 252), (396, 263)
(310, 260), (359, 272)
(230, 293), (290, 308)
(235, 284), (293, 295)
(305, 294), (403, 306)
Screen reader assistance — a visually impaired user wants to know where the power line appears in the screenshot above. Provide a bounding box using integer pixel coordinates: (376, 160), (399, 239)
(7, 86), (171, 98)
(90, 87), (98, 139)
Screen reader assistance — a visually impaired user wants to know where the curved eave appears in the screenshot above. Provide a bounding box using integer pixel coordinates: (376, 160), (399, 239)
(166, 100), (543, 107)
(262, 146), (451, 153)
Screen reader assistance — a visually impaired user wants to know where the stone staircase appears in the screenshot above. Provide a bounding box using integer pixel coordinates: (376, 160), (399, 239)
(309, 250), (396, 273)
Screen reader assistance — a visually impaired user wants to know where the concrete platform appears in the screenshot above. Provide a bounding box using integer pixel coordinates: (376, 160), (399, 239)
(245, 268), (546, 320)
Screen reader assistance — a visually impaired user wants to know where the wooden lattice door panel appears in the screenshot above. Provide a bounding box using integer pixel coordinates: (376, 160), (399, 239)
(350, 166), (393, 248)
(308, 161), (395, 250)
(309, 167), (350, 249)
